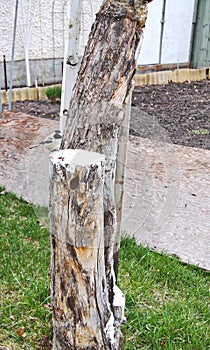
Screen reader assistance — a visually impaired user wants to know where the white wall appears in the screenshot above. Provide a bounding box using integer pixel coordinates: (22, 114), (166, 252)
(0, 0), (68, 86)
(1, 0), (196, 64)
(138, 0), (196, 65)
(0, 0), (68, 61)
(138, 0), (163, 64)
(161, 0), (195, 64)
(0, 0), (197, 87)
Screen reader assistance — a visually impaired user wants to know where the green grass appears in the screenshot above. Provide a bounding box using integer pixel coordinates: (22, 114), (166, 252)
(0, 188), (51, 349)
(119, 237), (210, 349)
(0, 187), (209, 349)
(189, 129), (209, 135)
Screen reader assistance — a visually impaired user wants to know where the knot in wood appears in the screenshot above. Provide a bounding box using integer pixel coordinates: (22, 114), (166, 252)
(99, 0), (149, 30)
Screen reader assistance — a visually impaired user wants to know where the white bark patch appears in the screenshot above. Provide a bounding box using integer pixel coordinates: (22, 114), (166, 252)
(113, 285), (126, 324)
(105, 312), (115, 345)
(113, 285), (125, 308)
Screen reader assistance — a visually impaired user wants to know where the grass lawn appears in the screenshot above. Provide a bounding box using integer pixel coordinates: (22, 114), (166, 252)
(0, 188), (209, 349)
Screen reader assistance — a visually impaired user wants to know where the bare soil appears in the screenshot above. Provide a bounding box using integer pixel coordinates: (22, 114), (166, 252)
(131, 80), (210, 150)
(7, 79), (210, 150)
(11, 100), (61, 121)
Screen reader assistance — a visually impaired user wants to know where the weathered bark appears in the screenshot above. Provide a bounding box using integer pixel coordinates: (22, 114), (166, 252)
(50, 149), (111, 349)
(52, 1), (152, 348)
(61, 1), (149, 245)
(61, 0), (149, 276)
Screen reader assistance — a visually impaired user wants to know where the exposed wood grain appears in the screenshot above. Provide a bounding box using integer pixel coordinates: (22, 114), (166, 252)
(52, 1), (151, 348)
(50, 150), (112, 349)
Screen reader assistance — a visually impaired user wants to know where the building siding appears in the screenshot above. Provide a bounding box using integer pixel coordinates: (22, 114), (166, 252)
(138, 0), (196, 65)
(191, 0), (210, 68)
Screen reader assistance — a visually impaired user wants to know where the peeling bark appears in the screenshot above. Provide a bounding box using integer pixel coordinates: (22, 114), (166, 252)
(50, 150), (111, 349)
(51, 1), (152, 349)
(61, 0), (149, 278)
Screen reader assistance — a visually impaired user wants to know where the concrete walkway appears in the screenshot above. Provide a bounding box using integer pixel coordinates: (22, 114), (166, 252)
(0, 111), (209, 270)
(123, 135), (210, 271)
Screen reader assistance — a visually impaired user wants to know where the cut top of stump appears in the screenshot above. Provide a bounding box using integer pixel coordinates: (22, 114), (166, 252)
(49, 149), (105, 173)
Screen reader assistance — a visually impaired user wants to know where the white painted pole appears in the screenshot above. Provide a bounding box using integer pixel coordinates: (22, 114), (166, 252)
(59, 0), (103, 134)
(59, 0), (82, 133)
(0, 67), (2, 113)
(25, 46), (31, 87)
(18, 0), (39, 87)
(8, 0), (19, 111)
(0, 53), (2, 112)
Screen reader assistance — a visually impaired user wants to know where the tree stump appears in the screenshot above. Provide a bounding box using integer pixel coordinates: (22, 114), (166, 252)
(50, 149), (125, 349)
(60, 0), (151, 321)
(50, 1), (153, 348)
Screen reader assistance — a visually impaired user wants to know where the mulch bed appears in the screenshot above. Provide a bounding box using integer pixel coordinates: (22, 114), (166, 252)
(131, 80), (209, 150)
(5, 79), (210, 150)
(10, 100), (61, 121)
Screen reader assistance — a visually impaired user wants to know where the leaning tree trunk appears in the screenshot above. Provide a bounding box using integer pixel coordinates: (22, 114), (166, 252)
(50, 1), (152, 349)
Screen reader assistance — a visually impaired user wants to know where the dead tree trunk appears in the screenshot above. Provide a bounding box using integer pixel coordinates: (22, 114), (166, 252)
(61, 0), (150, 274)
(50, 149), (111, 349)
(50, 1), (152, 349)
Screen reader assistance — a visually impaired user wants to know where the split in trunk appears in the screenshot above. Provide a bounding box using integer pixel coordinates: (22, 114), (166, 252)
(50, 1), (152, 348)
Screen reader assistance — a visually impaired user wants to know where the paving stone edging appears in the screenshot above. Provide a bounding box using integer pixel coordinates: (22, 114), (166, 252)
(135, 67), (209, 86)
(1, 84), (61, 105)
